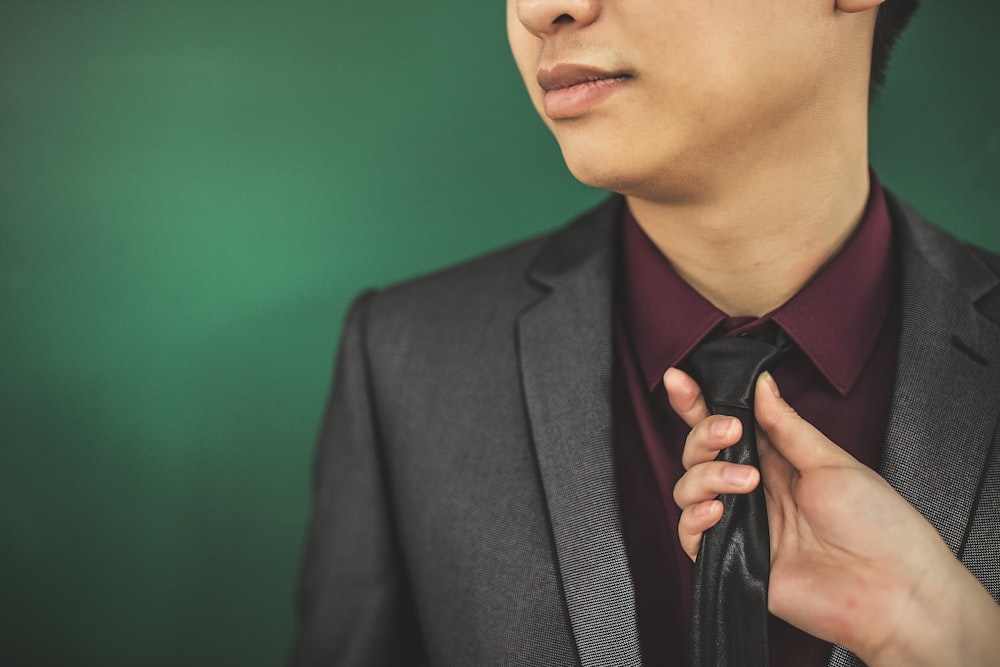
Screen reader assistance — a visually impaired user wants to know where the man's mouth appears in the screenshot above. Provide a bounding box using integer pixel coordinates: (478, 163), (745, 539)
(537, 64), (634, 92)
(537, 64), (634, 120)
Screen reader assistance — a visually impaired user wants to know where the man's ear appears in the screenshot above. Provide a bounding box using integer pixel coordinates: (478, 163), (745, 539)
(836, 0), (885, 13)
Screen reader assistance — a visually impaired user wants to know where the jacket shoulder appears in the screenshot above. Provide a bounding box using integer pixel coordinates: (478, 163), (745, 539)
(363, 226), (549, 336)
(361, 195), (621, 332)
(887, 190), (1000, 323)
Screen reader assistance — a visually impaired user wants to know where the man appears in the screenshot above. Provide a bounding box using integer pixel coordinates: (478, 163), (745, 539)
(292, 1), (1000, 665)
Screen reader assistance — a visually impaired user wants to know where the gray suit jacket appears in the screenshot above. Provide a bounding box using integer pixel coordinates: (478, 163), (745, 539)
(292, 193), (1000, 666)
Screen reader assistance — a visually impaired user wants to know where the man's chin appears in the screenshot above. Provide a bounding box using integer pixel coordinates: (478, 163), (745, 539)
(561, 153), (634, 194)
(562, 159), (668, 200)
(561, 149), (712, 204)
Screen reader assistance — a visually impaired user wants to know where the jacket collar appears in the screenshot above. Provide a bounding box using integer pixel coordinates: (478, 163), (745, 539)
(878, 191), (1000, 554)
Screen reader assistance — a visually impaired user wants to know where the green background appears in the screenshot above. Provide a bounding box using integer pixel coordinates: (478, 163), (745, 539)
(1, 2), (996, 665)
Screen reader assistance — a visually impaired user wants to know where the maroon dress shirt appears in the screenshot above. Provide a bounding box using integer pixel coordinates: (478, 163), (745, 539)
(612, 174), (900, 666)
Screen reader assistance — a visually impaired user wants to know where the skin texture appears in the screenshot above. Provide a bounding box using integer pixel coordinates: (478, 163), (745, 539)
(507, 0), (877, 316)
(507, 0), (1000, 662)
(509, 0), (871, 200)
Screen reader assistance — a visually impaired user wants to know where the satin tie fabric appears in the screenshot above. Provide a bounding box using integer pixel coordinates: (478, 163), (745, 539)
(681, 334), (789, 667)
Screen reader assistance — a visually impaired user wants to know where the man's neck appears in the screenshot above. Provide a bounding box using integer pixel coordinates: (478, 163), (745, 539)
(626, 145), (871, 318)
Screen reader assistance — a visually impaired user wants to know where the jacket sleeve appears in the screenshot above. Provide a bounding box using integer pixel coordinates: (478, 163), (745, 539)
(290, 291), (426, 666)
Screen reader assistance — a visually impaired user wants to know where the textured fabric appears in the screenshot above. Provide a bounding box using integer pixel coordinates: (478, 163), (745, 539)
(292, 191), (1000, 667)
(615, 181), (899, 667)
(519, 242), (644, 667)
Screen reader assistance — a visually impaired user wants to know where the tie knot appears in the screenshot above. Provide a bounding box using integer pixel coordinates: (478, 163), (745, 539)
(681, 334), (789, 411)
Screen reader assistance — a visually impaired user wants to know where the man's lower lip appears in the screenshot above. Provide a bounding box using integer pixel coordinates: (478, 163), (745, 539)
(542, 77), (629, 119)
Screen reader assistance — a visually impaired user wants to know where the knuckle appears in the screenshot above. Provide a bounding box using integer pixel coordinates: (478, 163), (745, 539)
(672, 477), (690, 507)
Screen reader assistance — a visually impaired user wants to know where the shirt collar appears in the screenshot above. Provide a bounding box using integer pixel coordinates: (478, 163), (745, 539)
(620, 171), (896, 396)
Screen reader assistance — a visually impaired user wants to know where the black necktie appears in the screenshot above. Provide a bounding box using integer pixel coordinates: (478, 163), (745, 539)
(681, 333), (790, 667)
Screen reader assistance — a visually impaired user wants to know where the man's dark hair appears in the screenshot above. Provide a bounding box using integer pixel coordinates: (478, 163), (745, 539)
(871, 0), (921, 95)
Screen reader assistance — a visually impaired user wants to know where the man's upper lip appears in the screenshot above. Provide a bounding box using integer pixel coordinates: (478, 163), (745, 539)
(537, 64), (632, 92)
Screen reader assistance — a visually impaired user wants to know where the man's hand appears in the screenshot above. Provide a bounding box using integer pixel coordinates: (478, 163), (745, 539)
(665, 367), (1000, 667)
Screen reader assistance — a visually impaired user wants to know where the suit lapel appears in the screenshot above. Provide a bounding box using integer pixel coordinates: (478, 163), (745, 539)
(880, 219), (1000, 555)
(827, 194), (1000, 667)
(517, 197), (643, 667)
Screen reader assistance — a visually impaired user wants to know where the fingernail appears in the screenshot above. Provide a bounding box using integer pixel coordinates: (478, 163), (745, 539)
(723, 466), (754, 486)
(709, 418), (735, 439)
(761, 371), (780, 397)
